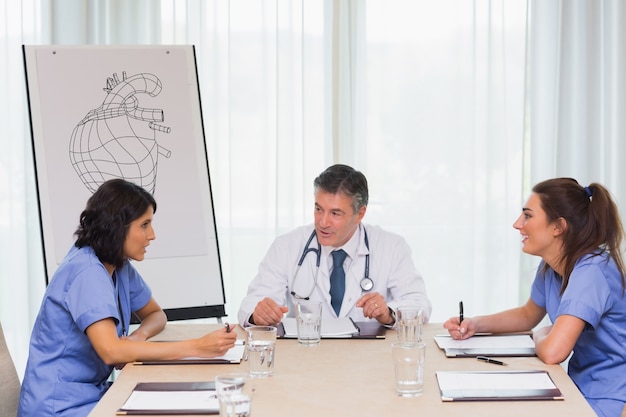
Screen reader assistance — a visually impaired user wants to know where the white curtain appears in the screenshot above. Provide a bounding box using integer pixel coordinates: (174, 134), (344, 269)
(351, 0), (528, 318)
(183, 0), (331, 331)
(523, 0), (626, 303)
(0, 0), (48, 381)
(3, 0), (625, 382)
(1, 0), (330, 378)
(526, 0), (626, 209)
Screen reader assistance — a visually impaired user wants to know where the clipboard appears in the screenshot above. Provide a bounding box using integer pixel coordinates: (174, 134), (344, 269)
(434, 334), (536, 357)
(277, 319), (386, 339)
(117, 382), (219, 415)
(436, 370), (564, 402)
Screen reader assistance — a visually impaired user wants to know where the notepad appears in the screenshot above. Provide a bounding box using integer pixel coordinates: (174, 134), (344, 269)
(436, 370), (564, 401)
(278, 318), (386, 339)
(281, 317), (359, 338)
(117, 382), (219, 415)
(134, 341), (246, 365)
(434, 334), (536, 357)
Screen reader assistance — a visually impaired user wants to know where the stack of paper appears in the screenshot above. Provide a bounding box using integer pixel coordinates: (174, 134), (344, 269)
(134, 341), (246, 365)
(434, 334), (536, 357)
(436, 370), (563, 401)
(281, 317), (358, 338)
(117, 382), (219, 415)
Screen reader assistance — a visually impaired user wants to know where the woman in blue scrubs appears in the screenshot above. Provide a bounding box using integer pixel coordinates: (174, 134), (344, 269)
(444, 178), (626, 417)
(18, 179), (237, 417)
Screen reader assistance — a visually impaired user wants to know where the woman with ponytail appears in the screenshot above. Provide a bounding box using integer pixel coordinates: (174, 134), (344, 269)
(444, 178), (626, 417)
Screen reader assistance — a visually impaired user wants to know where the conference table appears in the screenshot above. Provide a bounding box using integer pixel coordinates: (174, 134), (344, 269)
(89, 322), (597, 417)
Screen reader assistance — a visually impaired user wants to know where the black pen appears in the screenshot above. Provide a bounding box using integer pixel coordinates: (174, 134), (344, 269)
(477, 356), (507, 366)
(225, 322), (231, 333)
(349, 317), (360, 333)
(459, 301), (464, 324)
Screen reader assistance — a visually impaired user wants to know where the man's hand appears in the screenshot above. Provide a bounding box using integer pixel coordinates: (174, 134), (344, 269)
(251, 297), (289, 326)
(356, 292), (393, 325)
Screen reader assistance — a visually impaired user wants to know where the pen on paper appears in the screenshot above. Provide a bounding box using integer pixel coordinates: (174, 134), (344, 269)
(458, 301), (464, 335)
(349, 317), (360, 333)
(225, 322), (231, 333)
(477, 356), (507, 366)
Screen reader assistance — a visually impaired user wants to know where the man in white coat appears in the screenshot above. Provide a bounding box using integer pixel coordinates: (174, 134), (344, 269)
(238, 164), (431, 327)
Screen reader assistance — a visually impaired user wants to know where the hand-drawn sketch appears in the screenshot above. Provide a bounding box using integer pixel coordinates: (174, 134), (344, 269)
(25, 46), (226, 320)
(69, 71), (172, 194)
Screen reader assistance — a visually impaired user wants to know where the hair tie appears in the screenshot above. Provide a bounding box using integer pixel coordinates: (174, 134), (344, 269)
(584, 186), (593, 199)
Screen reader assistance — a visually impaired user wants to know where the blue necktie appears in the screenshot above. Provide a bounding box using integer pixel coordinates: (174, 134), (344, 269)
(330, 249), (347, 315)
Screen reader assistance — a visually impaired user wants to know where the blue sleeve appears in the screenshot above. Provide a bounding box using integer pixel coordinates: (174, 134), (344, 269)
(557, 263), (611, 328)
(530, 268), (547, 309)
(126, 263), (153, 312)
(66, 266), (119, 333)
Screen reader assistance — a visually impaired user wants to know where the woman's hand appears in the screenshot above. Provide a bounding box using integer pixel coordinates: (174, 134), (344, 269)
(194, 325), (238, 357)
(443, 316), (477, 340)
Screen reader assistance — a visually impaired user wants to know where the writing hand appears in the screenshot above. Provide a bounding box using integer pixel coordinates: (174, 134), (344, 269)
(443, 316), (475, 340)
(197, 327), (238, 357)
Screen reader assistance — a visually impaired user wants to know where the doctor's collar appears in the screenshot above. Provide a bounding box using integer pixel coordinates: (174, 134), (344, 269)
(321, 224), (364, 259)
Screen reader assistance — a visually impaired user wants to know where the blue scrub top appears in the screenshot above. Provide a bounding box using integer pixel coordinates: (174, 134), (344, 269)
(18, 245), (152, 417)
(531, 252), (626, 417)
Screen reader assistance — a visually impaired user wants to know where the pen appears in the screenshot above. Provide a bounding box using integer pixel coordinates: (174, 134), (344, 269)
(477, 356), (507, 366)
(349, 317), (360, 333)
(459, 301), (464, 324)
(225, 322), (231, 333)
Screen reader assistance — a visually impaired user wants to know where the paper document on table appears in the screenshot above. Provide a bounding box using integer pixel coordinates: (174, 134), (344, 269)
(134, 341), (245, 365)
(282, 317), (358, 338)
(434, 334), (536, 357)
(436, 370), (564, 401)
(117, 382), (219, 415)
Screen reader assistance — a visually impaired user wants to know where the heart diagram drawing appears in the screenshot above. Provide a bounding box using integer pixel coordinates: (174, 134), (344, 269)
(69, 71), (172, 194)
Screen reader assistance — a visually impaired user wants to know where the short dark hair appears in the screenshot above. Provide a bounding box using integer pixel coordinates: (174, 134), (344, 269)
(74, 179), (157, 268)
(313, 164), (368, 213)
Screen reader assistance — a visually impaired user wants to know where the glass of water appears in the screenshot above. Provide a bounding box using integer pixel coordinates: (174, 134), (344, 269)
(221, 393), (251, 417)
(214, 373), (253, 417)
(295, 302), (322, 346)
(391, 342), (425, 397)
(245, 326), (277, 377)
(396, 307), (424, 343)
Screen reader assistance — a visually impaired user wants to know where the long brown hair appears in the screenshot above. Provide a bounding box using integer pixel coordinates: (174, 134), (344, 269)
(533, 178), (626, 294)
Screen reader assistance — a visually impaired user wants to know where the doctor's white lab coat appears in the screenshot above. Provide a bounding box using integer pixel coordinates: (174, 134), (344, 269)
(237, 223), (432, 326)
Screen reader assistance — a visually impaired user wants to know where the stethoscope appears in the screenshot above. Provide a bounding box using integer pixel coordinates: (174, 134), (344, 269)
(290, 226), (373, 300)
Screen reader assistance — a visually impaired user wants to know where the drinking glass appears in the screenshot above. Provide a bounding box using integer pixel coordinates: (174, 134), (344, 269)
(215, 373), (253, 417)
(397, 307), (424, 343)
(295, 302), (322, 346)
(246, 326), (277, 377)
(391, 342), (425, 397)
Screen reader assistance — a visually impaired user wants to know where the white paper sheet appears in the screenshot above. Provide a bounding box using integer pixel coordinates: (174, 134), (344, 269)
(436, 371), (557, 391)
(121, 390), (219, 411)
(181, 341), (245, 362)
(434, 334), (535, 349)
(282, 317), (358, 337)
